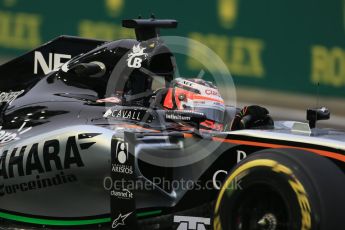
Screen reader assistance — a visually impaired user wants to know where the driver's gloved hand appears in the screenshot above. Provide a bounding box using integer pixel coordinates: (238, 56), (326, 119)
(230, 105), (274, 130)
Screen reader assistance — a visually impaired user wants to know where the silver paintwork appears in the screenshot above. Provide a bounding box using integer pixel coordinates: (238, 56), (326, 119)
(230, 121), (345, 150)
(1, 119), (345, 219)
(0, 125), (117, 217)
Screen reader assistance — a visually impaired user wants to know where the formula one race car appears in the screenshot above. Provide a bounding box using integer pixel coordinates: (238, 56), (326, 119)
(0, 17), (345, 230)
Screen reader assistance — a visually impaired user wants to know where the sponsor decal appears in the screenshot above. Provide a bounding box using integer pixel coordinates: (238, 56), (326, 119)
(237, 150), (247, 163)
(193, 100), (225, 111)
(181, 80), (194, 87)
(127, 44), (148, 68)
(166, 113), (191, 121)
(34, 51), (71, 75)
(104, 109), (113, 118)
(205, 89), (220, 97)
(0, 172), (77, 197)
(116, 141), (129, 164)
(112, 212), (132, 229)
(0, 122), (32, 144)
(180, 99), (194, 110)
(0, 90), (24, 105)
(0, 133), (98, 196)
(174, 216), (210, 230)
(0, 135), (84, 180)
(178, 78), (223, 101)
(110, 139), (136, 229)
(112, 141), (133, 174)
(103, 108), (151, 122)
(213, 150), (247, 189)
(165, 110), (205, 123)
(111, 188), (133, 200)
(213, 170), (228, 190)
(193, 100), (205, 105)
(104, 108), (141, 120)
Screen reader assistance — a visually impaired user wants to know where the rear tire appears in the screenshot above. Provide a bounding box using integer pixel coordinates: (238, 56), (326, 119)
(214, 149), (345, 230)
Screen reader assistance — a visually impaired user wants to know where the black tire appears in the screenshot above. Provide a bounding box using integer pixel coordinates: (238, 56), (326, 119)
(213, 149), (345, 230)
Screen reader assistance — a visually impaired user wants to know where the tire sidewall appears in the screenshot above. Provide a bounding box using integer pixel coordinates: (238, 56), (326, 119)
(213, 149), (345, 230)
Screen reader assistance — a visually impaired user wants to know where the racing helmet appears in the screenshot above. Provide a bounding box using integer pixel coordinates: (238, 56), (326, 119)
(163, 78), (225, 131)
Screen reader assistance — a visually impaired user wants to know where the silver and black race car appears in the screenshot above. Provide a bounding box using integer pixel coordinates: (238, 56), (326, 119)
(0, 17), (345, 230)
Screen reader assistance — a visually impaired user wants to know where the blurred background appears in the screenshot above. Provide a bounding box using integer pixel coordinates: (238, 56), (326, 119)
(0, 0), (344, 127)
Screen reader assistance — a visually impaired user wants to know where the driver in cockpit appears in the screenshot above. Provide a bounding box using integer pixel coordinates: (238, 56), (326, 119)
(98, 77), (273, 131)
(158, 78), (273, 131)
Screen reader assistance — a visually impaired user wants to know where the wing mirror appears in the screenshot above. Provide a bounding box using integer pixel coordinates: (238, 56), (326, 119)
(307, 107), (330, 128)
(69, 61), (106, 78)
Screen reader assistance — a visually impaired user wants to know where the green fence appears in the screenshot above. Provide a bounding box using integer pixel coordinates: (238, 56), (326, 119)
(0, 0), (345, 98)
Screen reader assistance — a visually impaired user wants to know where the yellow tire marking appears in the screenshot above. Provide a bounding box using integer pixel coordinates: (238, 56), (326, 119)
(214, 159), (312, 230)
(215, 159), (277, 212)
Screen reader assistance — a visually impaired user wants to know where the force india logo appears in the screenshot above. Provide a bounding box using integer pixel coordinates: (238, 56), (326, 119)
(34, 51), (71, 75)
(0, 133), (98, 197)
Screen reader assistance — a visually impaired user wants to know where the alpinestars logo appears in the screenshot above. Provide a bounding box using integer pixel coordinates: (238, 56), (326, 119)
(174, 216), (211, 230)
(112, 212), (132, 229)
(127, 44), (148, 68)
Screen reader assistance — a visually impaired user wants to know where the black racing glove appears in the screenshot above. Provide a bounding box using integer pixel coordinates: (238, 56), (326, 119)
(230, 105), (274, 130)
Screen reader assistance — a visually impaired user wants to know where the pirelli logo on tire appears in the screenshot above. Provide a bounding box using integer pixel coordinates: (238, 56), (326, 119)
(214, 159), (312, 230)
